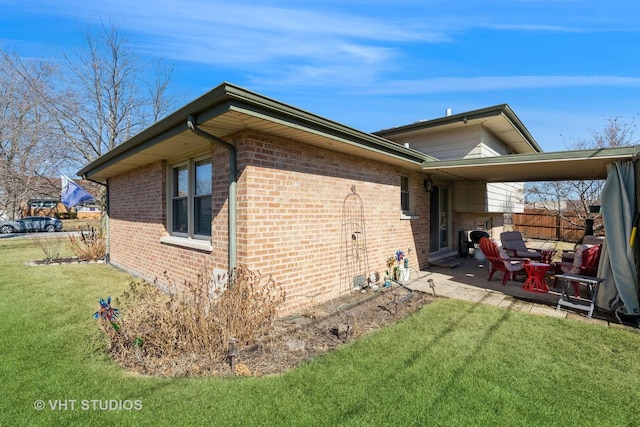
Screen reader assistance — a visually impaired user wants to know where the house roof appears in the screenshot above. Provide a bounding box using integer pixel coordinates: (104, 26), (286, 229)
(422, 145), (640, 183)
(374, 104), (542, 155)
(78, 83), (434, 181)
(78, 82), (637, 184)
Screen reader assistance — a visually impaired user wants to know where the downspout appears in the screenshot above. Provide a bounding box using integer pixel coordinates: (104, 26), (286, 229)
(186, 115), (237, 270)
(81, 176), (110, 264)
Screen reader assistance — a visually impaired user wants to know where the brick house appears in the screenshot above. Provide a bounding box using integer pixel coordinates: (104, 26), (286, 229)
(78, 83), (540, 314)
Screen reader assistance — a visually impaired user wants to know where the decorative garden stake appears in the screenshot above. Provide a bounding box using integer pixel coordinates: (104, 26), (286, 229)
(93, 296), (120, 331)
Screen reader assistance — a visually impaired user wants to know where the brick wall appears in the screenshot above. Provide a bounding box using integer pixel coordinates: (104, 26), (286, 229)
(452, 211), (505, 245)
(233, 130), (430, 314)
(107, 131), (431, 315)
(108, 161), (217, 286)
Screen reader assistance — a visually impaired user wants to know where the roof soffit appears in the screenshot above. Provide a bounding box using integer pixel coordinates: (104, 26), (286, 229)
(78, 83), (434, 180)
(422, 146), (640, 183)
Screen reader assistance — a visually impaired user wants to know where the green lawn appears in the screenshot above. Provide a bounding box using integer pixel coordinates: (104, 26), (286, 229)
(1, 237), (640, 426)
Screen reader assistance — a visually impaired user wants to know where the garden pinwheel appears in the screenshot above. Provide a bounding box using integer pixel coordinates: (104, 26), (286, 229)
(93, 296), (120, 331)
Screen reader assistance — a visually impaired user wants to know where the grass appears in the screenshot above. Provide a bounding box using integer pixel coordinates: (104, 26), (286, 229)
(1, 238), (640, 426)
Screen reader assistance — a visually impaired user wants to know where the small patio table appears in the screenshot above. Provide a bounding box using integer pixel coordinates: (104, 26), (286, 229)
(535, 249), (557, 265)
(522, 262), (550, 293)
(555, 273), (604, 318)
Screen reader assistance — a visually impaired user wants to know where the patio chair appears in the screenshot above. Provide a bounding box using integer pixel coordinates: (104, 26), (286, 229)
(500, 231), (542, 260)
(554, 243), (602, 296)
(561, 235), (604, 263)
(478, 237), (529, 286)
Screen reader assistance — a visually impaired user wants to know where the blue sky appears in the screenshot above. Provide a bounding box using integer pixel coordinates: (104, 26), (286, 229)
(1, 0), (639, 152)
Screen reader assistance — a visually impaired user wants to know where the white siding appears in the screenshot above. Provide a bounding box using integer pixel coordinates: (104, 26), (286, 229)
(476, 128), (511, 158)
(480, 129), (509, 155)
(487, 182), (524, 213)
(394, 126), (483, 160)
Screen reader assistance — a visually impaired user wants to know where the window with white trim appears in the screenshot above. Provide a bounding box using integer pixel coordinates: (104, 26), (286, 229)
(170, 158), (212, 238)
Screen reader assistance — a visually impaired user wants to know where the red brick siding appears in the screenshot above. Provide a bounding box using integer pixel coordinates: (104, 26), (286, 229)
(233, 130), (430, 314)
(107, 131), (431, 315)
(108, 161), (217, 286)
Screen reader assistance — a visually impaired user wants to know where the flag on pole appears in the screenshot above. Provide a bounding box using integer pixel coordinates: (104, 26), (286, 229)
(61, 175), (94, 208)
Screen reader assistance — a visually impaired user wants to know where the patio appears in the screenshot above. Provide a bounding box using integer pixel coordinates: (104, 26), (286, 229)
(402, 256), (637, 329)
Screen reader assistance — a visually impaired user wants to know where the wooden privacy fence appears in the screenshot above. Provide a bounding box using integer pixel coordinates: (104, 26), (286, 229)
(513, 209), (603, 242)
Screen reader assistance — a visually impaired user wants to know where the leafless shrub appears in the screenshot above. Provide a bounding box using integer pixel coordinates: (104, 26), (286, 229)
(31, 234), (64, 263)
(96, 267), (286, 376)
(68, 227), (106, 261)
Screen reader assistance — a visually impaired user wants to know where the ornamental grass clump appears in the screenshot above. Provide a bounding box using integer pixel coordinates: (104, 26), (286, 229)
(68, 227), (106, 261)
(94, 267), (286, 377)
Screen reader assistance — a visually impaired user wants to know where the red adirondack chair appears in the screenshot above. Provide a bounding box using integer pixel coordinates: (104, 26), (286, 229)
(554, 244), (602, 296)
(478, 237), (529, 286)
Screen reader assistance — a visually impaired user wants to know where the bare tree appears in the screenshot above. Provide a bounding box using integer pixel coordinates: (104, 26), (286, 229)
(148, 57), (175, 123)
(0, 51), (58, 220)
(0, 21), (176, 220)
(526, 116), (638, 234)
(47, 21), (176, 170)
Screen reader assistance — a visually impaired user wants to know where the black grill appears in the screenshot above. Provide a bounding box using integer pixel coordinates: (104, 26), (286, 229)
(469, 230), (490, 244)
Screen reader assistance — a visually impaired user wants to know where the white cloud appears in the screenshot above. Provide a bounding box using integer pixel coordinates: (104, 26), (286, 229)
(7, 0), (640, 97)
(17, 1), (448, 65)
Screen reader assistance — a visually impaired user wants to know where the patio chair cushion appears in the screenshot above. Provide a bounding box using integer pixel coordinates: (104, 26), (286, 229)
(562, 235), (604, 262)
(555, 244), (602, 295)
(500, 231), (542, 260)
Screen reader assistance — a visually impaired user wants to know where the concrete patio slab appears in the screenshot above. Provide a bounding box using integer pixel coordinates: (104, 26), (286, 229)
(400, 257), (629, 328)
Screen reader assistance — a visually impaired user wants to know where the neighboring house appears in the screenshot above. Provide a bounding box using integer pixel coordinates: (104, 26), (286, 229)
(0, 175), (101, 219)
(525, 200), (569, 211)
(78, 82), (627, 315)
(23, 198), (101, 219)
(18, 178), (102, 219)
(24, 198), (59, 217)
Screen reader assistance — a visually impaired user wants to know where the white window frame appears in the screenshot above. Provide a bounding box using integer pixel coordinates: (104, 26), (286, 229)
(162, 156), (213, 251)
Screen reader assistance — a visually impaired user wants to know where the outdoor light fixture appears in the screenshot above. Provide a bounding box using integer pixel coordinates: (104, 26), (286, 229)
(424, 177), (434, 192)
(228, 338), (238, 371)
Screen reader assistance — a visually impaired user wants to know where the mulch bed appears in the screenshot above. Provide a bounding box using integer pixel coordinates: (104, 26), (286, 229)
(226, 285), (434, 376)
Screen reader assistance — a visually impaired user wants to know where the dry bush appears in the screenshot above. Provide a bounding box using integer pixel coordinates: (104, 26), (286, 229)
(96, 267), (286, 376)
(31, 234), (64, 263)
(68, 227), (106, 260)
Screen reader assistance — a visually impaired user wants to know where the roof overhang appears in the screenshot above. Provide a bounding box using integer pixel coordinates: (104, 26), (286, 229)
(422, 146), (640, 183)
(78, 83), (434, 181)
(375, 104), (542, 154)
